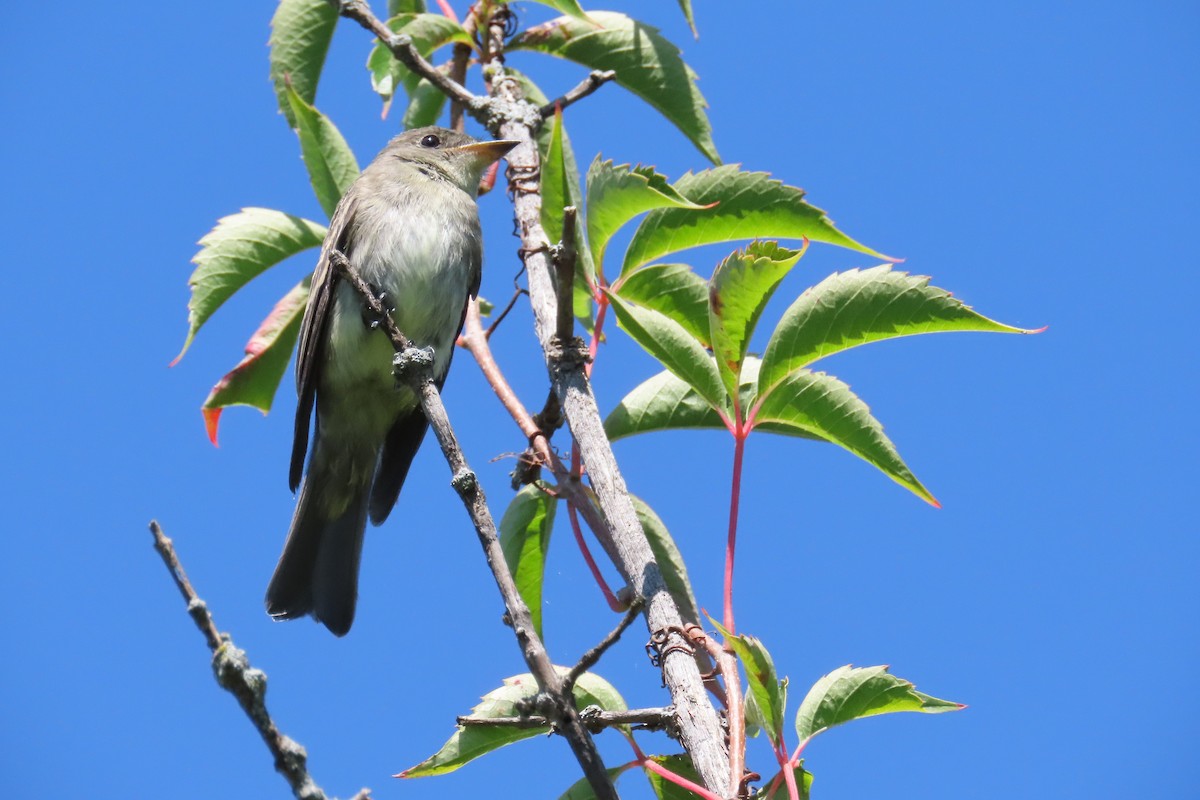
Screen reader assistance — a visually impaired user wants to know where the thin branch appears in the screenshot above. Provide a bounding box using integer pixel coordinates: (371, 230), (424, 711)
(459, 706), (673, 733)
(328, 252), (618, 800)
(564, 598), (645, 696)
(685, 625), (747, 797)
(481, 286), (526, 339)
(148, 521), (363, 800)
(459, 304), (618, 565)
(329, 0), (483, 114)
(480, 9), (733, 797)
(540, 70), (617, 118)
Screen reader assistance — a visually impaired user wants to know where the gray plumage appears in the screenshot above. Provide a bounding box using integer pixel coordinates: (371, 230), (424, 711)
(266, 127), (516, 636)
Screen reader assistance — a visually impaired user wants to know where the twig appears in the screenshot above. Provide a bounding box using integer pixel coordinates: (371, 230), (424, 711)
(328, 252), (618, 800)
(685, 625), (747, 797)
(480, 10), (733, 797)
(459, 304), (618, 566)
(482, 286), (526, 340)
(148, 521), (363, 800)
(329, 0), (483, 114)
(459, 706), (674, 733)
(564, 598), (644, 695)
(540, 70), (617, 118)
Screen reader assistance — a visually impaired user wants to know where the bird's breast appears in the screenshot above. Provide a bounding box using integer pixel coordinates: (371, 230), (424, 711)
(323, 196), (481, 400)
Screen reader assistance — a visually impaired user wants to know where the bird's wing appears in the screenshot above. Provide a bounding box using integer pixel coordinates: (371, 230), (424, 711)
(290, 190), (360, 492)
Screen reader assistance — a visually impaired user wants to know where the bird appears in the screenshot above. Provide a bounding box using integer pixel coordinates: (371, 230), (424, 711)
(265, 126), (517, 636)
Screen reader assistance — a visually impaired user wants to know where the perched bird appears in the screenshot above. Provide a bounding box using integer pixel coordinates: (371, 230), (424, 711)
(266, 127), (517, 636)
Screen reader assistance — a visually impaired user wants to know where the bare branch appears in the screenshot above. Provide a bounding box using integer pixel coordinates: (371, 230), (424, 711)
(459, 706), (674, 733)
(148, 521), (362, 800)
(540, 70), (617, 118)
(479, 10), (733, 797)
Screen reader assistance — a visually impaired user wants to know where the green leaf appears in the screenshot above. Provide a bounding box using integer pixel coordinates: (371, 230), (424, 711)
(605, 357), (822, 443)
(631, 495), (700, 626)
(585, 159), (707, 275)
(758, 265), (1033, 397)
(753, 368), (936, 505)
(676, 0), (698, 38)
(709, 242), (805, 400)
(606, 369), (727, 440)
(285, 86), (360, 219)
(511, 11), (719, 163)
(606, 292), (726, 411)
(711, 620), (786, 747)
(540, 107), (575, 244)
(526, 0), (594, 24)
(624, 166), (889, 273)
(402, 670), (627, 777)
(644, 754), (707, 799)
(499, 484), (557, 640)
(762, 764), (814, 800)
(556, 767), (629, 800)
(401, 73), (450, 129)
(389, 0), (426, 15)
(367, 13), (471, 112)
(269, 0), (338, 128)
(177, 208), (325, 363)
(613, 263), (710, 347)
(794, 664), (964, 744)
(200, 278), (310, 445)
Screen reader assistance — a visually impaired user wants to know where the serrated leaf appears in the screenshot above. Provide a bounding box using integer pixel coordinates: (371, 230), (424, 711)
(794, 665), (964, 744)
(613, 263), (710, 347)
(758, 265), (1033, 397)
(269, 0), (338, 128)
(176, 208), (325, 362)
(624, 166), (888, 272)
(644, 754), (707, 799)
(557, 767), (628, 800)
(606, 292), (726, 411)
(709, 242), (805, 400)
(401, 73), (450, 128)
(526, 0), (594, 23)
(631, 495), (700, 626)
(762, 764), (814, 800)
(585, 159), (707, 275)
(201, 278), (310, 445)
(753, 368), (936, 504)
(401, 670), (626, 777)
(711, 619), (785, 747)
(511, 11), (718, 163)
(367, 13), (471, 110)
(606, 369), (726, 440)
(606, 357), (824, 442)
(499, 484), (557, 640)
(285, 86), (360, 219)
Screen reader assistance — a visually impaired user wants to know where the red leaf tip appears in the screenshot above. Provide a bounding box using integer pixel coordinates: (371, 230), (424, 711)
(1028, 325), (1049, 334)
(202, 407), (222, 447)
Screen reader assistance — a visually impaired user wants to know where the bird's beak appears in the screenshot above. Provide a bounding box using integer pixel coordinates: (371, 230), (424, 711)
(451, 139), (520, 168)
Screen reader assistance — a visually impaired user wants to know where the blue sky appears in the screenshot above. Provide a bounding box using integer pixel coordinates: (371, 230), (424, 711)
(1, 2), (1195, 798)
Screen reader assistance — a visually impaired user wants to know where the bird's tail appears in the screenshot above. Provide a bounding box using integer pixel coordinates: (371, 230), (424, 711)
(265, 444), (370, 637)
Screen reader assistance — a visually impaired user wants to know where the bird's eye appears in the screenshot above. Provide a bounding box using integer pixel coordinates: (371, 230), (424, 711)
(420, 134), (441, 148)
